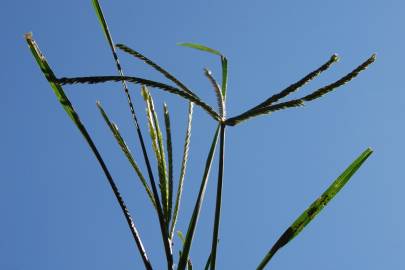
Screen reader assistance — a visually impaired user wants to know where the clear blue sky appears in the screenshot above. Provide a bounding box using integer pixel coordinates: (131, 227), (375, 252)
(2, 0), (404, 269)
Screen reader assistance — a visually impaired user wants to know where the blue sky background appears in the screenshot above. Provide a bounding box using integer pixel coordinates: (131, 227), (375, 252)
(2, 0), (404, 269)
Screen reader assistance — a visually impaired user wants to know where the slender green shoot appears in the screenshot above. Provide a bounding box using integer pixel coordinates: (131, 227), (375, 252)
(177, 231), (193, 270)
(177, 125), (220, 270)
(91, 0), (139, 128)
(209, 124), (226, 270)
(25, 33), (153, 270)
(96, 101), (156, 209)
(256, 148), (373, 270)
(170, 102), (194, 240)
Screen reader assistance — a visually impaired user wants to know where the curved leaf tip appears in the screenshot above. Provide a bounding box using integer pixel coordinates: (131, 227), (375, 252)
(177, 42), (223, 56)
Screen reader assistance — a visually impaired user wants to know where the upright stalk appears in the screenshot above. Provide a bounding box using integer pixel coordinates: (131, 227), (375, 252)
(137, 126), (174, 270)
(210, 123), (226, 270)
(91, 1), (173, 267)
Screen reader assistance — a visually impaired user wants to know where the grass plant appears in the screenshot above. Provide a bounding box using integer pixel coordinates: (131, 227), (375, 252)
(26, 1), (375, 269)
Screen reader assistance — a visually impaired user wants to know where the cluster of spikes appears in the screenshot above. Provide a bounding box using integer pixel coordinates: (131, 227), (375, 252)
(26, 0), (375, 270)
(57, 43), (376, 126)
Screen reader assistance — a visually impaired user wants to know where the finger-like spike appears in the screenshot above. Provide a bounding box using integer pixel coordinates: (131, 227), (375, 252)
(204, 68), (225, 119)
(249, 54), (339, 111)
(225, 99), (304, 126)
(170, 102), (194, 240)
(116, 44), (200, 99)
(302, 54), (376, 102)
(57, 76), (221, 122)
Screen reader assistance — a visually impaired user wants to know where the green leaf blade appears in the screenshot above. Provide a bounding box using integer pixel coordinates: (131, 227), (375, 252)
(91, 0), (114, 49)
(257, 148), (373, 270)
(178, 42), (222, 56)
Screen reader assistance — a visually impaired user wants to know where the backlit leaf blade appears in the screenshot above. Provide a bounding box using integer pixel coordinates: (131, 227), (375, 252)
(177, 125), (220, 270)
(178, 42), (222, 56)
(257, 148), (373, 270)
(96, 101), (156, 209)
(91, 0), (114, 49)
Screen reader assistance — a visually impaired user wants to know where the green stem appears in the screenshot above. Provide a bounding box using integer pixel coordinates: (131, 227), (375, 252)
(136, 126), (173, 270)
(210, 124), (226, 270)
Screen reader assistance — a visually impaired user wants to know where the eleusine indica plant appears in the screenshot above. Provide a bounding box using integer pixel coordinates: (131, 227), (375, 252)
(26, 1), (375, 269)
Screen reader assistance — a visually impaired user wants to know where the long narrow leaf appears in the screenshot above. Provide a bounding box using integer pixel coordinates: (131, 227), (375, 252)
(256, 148), (373, 270)
(142, 86), (169, 223)
(164, 103), (174, 225)
(178, 43), (222, 56)
(170, 102), (194, 240)
(26, 33), (153, 270)
(96, 101), (156, 209)
(57, 76), (221, 122)
(92, 0), (139, 127)
(177, 125), (220, 270)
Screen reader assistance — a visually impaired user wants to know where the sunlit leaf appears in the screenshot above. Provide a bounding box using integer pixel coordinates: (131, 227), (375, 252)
(257, 148), (373, 270)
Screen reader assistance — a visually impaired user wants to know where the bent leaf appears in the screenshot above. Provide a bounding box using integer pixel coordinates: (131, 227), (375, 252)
(178, 43), (222, 56)
(257, 148), (373, 270)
